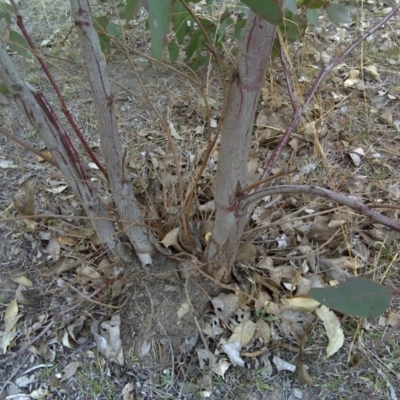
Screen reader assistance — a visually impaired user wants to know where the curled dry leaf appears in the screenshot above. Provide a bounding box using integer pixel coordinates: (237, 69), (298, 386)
(161, 227), (183, 251)
(76, 265), (101, 282)
(221, 341), (245, 367)
(0, 298), (21, 354)
(9, 275), (33, 287)
(211, 293), (239, 325)
(39, 257), (81, 276)
(228, 320), (256, 347)
(61, 361), (80, 382)
(67, 315), (85, 343)
(212, 359), (231, 378)
(272, 355), (296, 372)
(16, 286), (36, 306)
(121, 382), (135, 400)
(45, 237), (61, 261)
(316, 305), (344, 358)
(13, 176), (37, 216)
(278, 308), (315, 343)
(281, 297), (320, 312)
(91, 314), (124, 365)
(255, 318), (271, 343)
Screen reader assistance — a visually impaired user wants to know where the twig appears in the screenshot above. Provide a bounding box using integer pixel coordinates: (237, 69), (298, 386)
(0, 126), (58, 167)
(261, 3), (400, 180)
(241, 184), (400, 232)
(277, 31), (297, 113)
(9, 0), (107, 178)
(0, 284), (105, 365)
(0, 355), (30, 396)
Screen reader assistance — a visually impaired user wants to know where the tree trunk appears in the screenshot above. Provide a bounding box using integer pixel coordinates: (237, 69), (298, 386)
(70, 0), (154, 266)
(0, 39), (123, 259)
(205, 11), (278, 282)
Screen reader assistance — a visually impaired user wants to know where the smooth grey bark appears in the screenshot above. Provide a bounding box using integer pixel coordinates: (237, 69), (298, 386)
(0, 39), (122, 257)
(70, 0), (154, 266)
(205, 11), (278, 282)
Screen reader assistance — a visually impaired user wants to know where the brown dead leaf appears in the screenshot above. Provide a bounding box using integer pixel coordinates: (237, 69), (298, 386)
(61, 361), (80, 382)
(16, 286), (36, 306)
(316, 305), (344, 358)
(228, 320), (256, 347)
(296, 358), (315, 385)
(278, 308), (315, 343)
(13, 176), (37, 216)
(255, 318), (271, 343)
(211, 293), (239, 325)
(9, 275), (33, 287)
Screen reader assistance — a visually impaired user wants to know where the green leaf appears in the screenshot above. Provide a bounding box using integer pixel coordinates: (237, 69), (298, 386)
(284, 0), (297, 14)
(120, 0), (143, 23)
(106, 21), (123, 40)
(148, 0), (172, 60)
(9, 30), (31, 59)
(309, 278), (392, 318)
(0, 80), (9, 94)
(94, 15), (111, 50)
(326, 3), (352, 25)
(168, 40), (179, 62)
(303, 0), (329, 9)
(307, 8), (319, 26)
(172, 1), (189, 45)
(0, 1), (13, 24)
(241, 0), (282, 25)
(185, 29), (203, 61)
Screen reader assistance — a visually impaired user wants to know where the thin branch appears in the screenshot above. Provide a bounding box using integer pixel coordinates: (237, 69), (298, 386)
(0, 126), (59, 167)
(9, 0), (108, 178)
(261, 3), (400, 180)
(277, 31), (297, 112)
(241, 184), (400, 232)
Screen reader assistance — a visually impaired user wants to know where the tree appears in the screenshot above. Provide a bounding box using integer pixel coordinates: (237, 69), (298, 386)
(0, 0), (399, 286)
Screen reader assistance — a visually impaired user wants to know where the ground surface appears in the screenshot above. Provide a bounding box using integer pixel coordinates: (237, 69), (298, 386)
(1, 0), (400, 399)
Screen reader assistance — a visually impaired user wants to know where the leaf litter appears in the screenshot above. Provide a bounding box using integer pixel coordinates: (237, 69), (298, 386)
(0, 0), (400, 399)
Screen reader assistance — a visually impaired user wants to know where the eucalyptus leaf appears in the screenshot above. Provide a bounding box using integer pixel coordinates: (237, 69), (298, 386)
(242, 0), (282, 25)
(148, 0), (172, 60)
(309, 278), (392, 318)
(326, 4), (352, 25)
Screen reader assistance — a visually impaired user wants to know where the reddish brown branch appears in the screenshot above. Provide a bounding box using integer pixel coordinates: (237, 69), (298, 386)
(241, 184), (400, 232)
(9, 0), (108, 179)
(261, 3), (400, 181)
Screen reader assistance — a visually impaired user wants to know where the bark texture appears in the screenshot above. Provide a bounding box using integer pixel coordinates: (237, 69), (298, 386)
(205, 11), (278, 282)
(0, 39), (121, 257)
(70, 0), (154, 265)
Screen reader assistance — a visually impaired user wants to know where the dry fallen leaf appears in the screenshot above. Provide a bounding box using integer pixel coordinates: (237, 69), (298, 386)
(221, 341), (245, 367)
(91, 314), (124, 365)
(212, 358), (231, 378)
(9, 275), (33, 287)
(255, 318), (271, 343)
(211, 293), (239, 325)
(121, 382), (135, 400)
(281, 297), (320, 312)
(228, 320), (256, 347)
(0, 299), (21, 354)
(13, 177), (37, 216)
(272, 355), (296, 372)
(278, 308), (315, 343)
(316, 305), (344, 358)
(61, 361), (80, 382)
